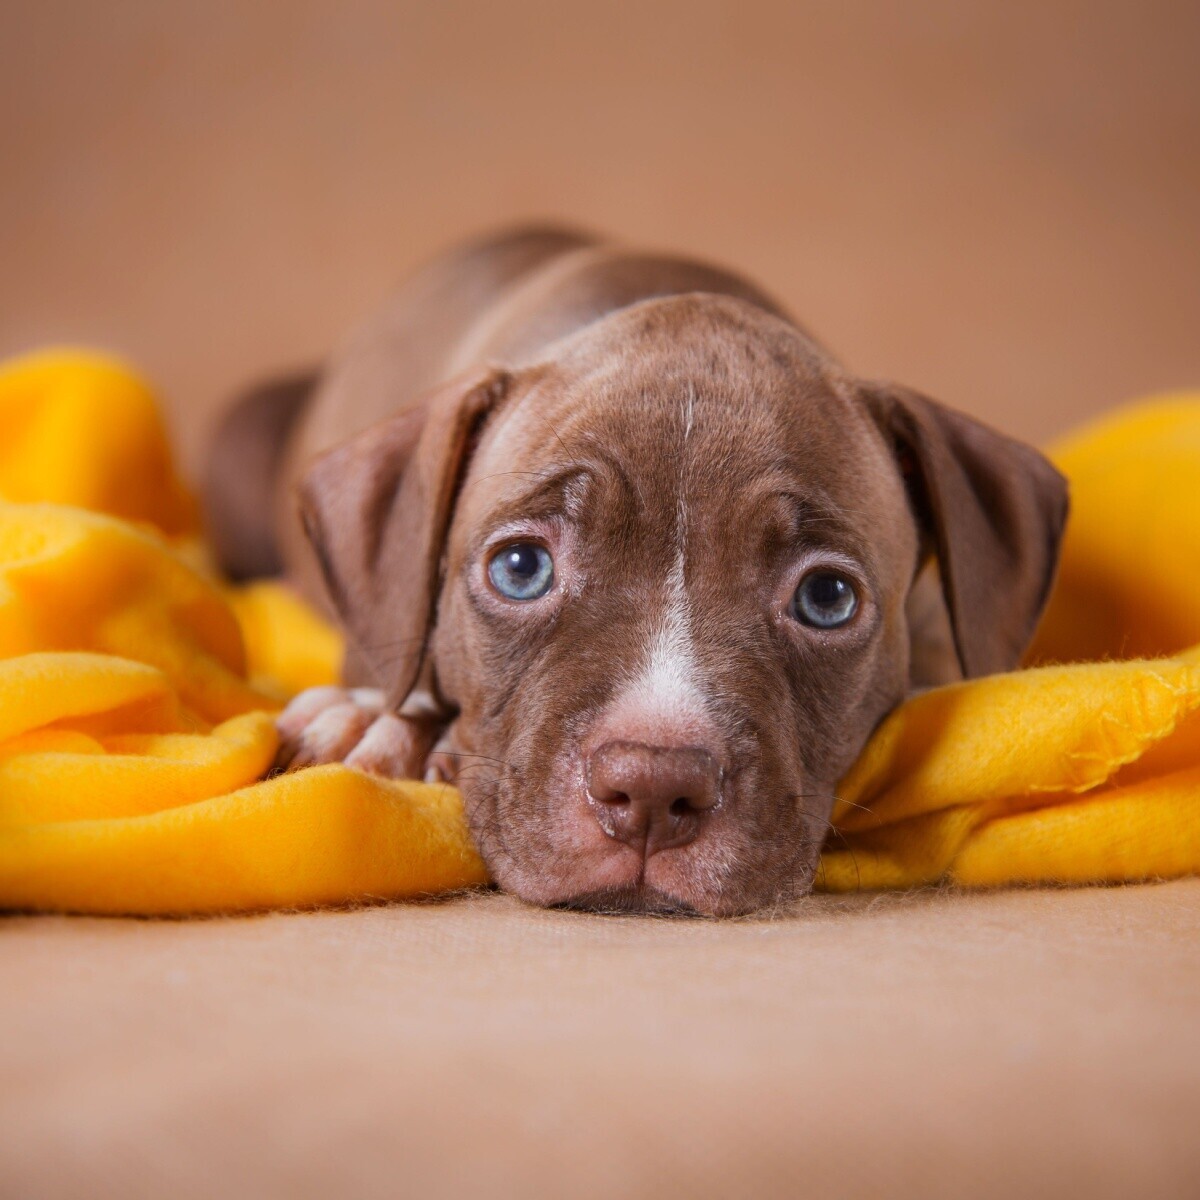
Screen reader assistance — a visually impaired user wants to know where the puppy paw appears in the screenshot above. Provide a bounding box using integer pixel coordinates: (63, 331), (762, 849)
(274, 686), (437, 779)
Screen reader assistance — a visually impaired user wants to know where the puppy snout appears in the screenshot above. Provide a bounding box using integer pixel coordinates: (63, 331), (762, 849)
(586, 741), (720, 855)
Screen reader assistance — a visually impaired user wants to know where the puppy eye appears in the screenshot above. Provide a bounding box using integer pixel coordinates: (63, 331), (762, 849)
(792, 570), (858, 628)
(487, 542), (555, 600)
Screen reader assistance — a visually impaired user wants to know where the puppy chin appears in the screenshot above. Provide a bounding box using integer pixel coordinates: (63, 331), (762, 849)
(552, 885), (701, 917)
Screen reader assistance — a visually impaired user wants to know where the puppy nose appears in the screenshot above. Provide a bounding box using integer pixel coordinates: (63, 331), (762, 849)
(586, 741), (720, 855)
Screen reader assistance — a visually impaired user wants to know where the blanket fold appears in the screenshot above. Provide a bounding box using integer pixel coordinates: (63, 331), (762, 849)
(0, 348), (1197, 914)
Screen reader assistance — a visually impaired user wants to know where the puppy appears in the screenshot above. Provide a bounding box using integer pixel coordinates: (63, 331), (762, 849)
(205, 225), (1068, 916)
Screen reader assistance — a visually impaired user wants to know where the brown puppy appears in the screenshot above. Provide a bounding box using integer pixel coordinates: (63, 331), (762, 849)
(205, 225), (1068, 916)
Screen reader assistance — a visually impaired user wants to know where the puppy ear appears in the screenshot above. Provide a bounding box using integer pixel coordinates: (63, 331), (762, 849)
(863, 383), (1069, 678)
(297, 366), (512, 701)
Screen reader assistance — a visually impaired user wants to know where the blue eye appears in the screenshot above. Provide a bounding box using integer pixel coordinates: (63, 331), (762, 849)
(793, 571), (858, 628)
(487, 542), (555, 600)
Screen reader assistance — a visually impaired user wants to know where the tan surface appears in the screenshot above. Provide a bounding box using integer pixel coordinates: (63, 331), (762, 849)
(3, 3), (1200, 1196)
(4, 882), (1200, 1198)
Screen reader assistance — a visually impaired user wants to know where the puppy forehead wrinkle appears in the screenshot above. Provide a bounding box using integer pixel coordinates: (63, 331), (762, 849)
(763, 487), (873, 549)
(471, 462), (596, 528)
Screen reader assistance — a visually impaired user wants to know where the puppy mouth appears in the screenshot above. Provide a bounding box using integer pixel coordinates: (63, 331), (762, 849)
(456, 748), (826, 917)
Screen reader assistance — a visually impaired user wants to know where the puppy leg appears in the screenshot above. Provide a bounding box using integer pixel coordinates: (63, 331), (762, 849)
(274, 686), (438, 779)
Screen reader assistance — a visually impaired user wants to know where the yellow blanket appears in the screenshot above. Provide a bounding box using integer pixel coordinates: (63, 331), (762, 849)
(1, 349), (1197, 914)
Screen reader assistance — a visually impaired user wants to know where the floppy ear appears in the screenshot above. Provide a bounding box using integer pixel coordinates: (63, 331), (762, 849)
(863, 383), (1069, 678)
(297, 366), (512, 702)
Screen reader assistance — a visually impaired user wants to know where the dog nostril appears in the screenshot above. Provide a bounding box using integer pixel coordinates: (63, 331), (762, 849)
(586, 741), (721, 854)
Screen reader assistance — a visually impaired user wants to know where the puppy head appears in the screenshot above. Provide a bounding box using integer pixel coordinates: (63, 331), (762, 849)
(300, 295), (1067, 916)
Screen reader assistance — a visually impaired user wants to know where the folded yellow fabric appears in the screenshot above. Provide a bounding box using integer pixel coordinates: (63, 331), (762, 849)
(822, 650), (1200, 890)
(0, 348), (199, 538)
(0, 349), (1196, 914)
(1028, 394), (1200, 664)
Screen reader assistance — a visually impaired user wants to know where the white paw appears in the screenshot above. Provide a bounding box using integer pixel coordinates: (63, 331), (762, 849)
(274, 686), (437, 779)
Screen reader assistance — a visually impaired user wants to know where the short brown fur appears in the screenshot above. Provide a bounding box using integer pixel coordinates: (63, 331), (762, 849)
(208, 224), (1067, 916)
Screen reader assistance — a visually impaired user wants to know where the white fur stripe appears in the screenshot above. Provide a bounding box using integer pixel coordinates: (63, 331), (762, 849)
(608, 385), (708, 731)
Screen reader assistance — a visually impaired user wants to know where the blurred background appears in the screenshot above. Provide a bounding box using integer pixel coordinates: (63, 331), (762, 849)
(2, 0), (1197, 474)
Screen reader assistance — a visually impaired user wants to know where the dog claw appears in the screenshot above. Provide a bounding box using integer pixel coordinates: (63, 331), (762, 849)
(344, 711), (431, 778)
(273, 686), (435, 779)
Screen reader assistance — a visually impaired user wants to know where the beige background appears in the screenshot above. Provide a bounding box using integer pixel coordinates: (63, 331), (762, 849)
(3, 4), (1199, 1197)
(2, 0), (1198, 472)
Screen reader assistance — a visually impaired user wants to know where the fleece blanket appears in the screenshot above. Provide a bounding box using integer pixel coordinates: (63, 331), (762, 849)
(0, 349), (1197, 915)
